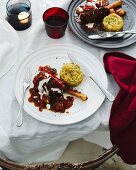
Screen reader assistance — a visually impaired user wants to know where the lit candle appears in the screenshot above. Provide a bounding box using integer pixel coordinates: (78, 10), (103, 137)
(18, 12), (29, 24)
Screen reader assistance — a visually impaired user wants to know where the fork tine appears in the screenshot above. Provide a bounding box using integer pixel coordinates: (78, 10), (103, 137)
(27, 67), (30, 79)
(24, 67), (32, 83)
(26, 68), (29, 82)
(28, 68), (32, 82)
(28, 67), (32, 82)
(24, 68), (28, 82)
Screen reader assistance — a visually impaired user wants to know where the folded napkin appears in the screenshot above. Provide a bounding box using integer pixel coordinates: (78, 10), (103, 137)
(0, 42), (12, 63)
(0, 37), (12, 79)
(103, 52), (136, 164)
(0, 19), (19, 79)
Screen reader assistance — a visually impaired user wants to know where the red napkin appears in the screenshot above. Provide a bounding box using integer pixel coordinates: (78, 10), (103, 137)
(103, 52), (136, 164)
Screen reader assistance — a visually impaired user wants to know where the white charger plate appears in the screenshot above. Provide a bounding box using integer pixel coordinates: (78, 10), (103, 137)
(15, 45), (107, 125)
(0, 18), (20, 78)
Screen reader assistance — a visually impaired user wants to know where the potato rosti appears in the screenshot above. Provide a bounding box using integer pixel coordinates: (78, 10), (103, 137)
(103, 13), (124, 32)
(60, 63), (83, 87)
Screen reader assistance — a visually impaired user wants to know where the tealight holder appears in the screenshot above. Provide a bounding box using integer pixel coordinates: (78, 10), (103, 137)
(6, 0), (32, 31)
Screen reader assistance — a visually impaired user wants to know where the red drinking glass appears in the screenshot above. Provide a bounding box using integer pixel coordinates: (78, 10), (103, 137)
(43, 7), (69, 39)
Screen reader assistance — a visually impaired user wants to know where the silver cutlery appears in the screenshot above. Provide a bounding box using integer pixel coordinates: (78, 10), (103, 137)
(67, 52), (115, 102)
(88, 30), (136, 39)
(88, 33), (124, 39)
(16, 68), (32, 127)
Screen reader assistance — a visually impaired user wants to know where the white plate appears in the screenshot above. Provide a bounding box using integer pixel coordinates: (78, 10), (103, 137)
(15, 45), (107, 125)
(0, 18), (20, 78)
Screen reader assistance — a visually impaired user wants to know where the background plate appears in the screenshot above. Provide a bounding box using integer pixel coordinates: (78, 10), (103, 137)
(15, 45), (107, 125)
(68, 0), (136, 48)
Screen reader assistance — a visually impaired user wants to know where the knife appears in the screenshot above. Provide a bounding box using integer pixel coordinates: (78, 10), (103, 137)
(67, 52), (115, 102)
(88, 33), (124, 39)
(88, 29), (136, 39)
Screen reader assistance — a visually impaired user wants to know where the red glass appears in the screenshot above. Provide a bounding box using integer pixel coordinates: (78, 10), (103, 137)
(43, 7), (69, 39)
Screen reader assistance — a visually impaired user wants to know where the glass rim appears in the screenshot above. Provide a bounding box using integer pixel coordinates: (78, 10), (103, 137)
(43, 7), (69, 28)
(6, 0), (31, 13)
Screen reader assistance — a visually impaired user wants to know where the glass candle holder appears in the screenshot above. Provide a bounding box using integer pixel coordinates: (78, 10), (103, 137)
(6, 0), (32, 31)
(43, 7), (69, 39)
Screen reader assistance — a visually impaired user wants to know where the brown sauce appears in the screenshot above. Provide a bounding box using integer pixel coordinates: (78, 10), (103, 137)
(28, 65), (74, 113)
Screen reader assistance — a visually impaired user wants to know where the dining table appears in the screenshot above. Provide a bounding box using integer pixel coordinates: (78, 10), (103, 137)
(0, 0), (136, 167)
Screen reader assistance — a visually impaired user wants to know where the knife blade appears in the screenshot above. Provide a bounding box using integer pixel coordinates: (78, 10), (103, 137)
(67, 52), (115, 102)
(88, 33), (124, 39)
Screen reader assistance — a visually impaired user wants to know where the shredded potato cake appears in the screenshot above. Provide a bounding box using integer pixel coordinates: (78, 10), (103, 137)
(103, 13), (124, 32)
(60, 63), (83, 87)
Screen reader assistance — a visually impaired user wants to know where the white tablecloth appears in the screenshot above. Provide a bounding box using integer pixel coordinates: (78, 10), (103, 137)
(0, 0), (136, 164)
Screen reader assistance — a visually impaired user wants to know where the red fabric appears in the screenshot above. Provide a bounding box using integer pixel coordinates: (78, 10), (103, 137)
(103, 52), (136, 164)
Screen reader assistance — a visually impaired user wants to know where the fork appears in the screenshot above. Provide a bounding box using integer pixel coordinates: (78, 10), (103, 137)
(16, 68), (32, 127)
